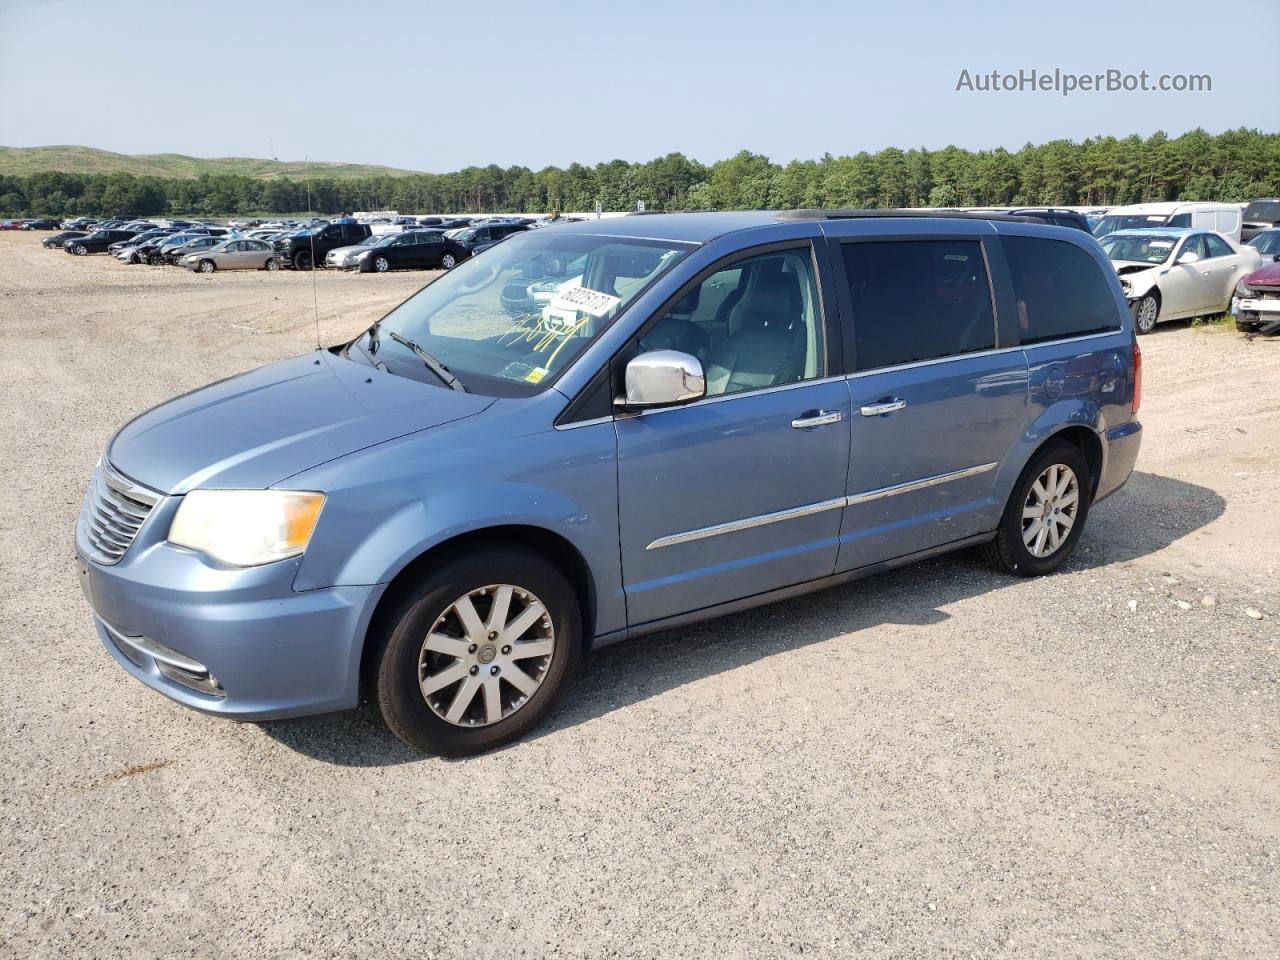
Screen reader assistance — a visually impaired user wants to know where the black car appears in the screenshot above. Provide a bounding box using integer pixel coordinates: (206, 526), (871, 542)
(441, 223), (529, 269)
(62, 217), (98, 230)
(44, 230), (87, 248)
(1005, 208), (1092, 232)
(109, 229), (174, 260)
(65, 229), (138, 255)
(1241, 199), (1280, 242)
(159, 234), (222, 264)
(22, 219), (61, 230)
(132, 233), (187, 264)
(273, 222), (372, 270)
(352, 230), (449, 273)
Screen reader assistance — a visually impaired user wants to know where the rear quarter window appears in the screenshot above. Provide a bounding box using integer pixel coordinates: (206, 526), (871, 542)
(1002, 236), (1121, 344)
(841, 239), (996, 371)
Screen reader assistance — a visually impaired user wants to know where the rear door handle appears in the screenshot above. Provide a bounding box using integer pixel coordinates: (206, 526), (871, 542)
(791, 409), (843, 429)
(860, 399), (907, 417)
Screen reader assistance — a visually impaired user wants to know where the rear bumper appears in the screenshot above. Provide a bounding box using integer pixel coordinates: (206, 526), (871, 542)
(1096, 419), (1142, 502)
(76, 537), (385, 721)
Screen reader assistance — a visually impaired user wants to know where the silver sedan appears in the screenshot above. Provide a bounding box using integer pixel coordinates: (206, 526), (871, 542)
(181, 239), (280, 273)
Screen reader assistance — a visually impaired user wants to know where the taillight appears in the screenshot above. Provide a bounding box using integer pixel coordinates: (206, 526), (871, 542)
(1132, 338), (1142, 415)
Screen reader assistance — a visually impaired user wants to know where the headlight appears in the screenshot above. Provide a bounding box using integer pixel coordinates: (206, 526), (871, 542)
(168, 490), (325, 566)
(1120, 277), (1131, 294)
(1235, 277), (1255, 298)
(355, 249), (372, 259)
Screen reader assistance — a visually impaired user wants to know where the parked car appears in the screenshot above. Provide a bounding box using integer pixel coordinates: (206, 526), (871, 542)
(181, 238), (280, 273)
(1005, 208), (1092, 233)
(1100, 228), (1262, 333)
(441, 222), (529, 268)
(65, 229), (138, 255)
(43, 230), (87, 249)
(22, 219), (61, 230)
(1231, 260), (1280, 333)
(76, 210), (1142, 756)
(348, 230), (449, 272)
(111, 229), (174, 262)
(1244, 227), (1280, 262)
(323, 233), (386, 269)
(273, 222), (371, 270)
(1240, 199), (1280, 242)
(1092, 202), (1242, 242)
(62, 217), (98, 230)
(0, 219), (27, 230)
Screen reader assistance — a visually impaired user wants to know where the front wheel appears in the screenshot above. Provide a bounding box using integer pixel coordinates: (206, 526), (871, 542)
(985, 440), (1091, 577)
(293, 250), (313, 271)
(73, 244), (86, 256)
(440, 252), (457, 269)
(198, 259), (216, 273)
(371, 544), (581, 756)
(373, 256), (391, 273)
(1132, 293), (1159, 334)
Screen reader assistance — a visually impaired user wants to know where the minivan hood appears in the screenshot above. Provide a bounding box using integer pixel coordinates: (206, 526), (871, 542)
(108, 352), (496, 494)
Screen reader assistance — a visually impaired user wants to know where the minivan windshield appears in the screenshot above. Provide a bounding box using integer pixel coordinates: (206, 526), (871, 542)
(1101, 233), (1178, 264)
(349, 230), (689, 396)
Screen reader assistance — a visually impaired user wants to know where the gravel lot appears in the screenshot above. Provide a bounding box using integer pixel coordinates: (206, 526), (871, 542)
(0, 232), (1276, 959)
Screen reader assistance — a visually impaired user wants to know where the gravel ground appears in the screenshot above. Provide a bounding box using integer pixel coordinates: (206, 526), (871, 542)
(0, 232), (1277, 959)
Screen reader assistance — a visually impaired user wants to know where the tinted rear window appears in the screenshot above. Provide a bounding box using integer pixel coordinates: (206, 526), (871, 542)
(841, 240), (995, 371)
(1002, 236), (1121, 343)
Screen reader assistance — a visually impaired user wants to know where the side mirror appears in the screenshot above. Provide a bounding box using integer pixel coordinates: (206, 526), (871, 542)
(1177, 250), (1200, 264)
(617, 350), (706, 409)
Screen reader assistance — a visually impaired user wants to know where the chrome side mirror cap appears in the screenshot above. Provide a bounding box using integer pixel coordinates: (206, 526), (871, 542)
(617, 350), (706, 409)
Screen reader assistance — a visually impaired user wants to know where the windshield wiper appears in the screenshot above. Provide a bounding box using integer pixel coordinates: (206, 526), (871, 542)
(388, 331), (467, 392)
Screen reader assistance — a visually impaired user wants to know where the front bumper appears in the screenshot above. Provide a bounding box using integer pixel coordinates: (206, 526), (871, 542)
(1231, 295), (1280, 324)
(75, 483), (385, 720)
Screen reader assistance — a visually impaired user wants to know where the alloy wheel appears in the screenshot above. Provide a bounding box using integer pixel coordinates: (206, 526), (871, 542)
(1021, 463), (1079, 558)
(375, 257), (390, 272)
(418, 584), (555, 727)
(1135, 296), (1158, 334)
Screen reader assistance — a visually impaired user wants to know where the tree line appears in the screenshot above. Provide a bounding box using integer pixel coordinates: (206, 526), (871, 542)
(1, 128), (1276, 218)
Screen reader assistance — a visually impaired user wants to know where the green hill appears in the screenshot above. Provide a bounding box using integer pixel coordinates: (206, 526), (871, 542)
(0, 145), (423, 179)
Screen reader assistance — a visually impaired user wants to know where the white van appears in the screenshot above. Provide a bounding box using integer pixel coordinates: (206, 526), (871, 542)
(1093, 202), (1242, 242)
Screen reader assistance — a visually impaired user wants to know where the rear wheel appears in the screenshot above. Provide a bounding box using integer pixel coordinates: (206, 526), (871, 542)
(985, 440), (1091, 577)
(372, 544), (581, 756)
(198, 259), (216, 273)
(293, 250), (313, 271)
(265, 259), (278, 271)
(1132, 293), (1159, 334)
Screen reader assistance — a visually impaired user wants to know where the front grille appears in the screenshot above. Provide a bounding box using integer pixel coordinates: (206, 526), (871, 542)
(82, 463), (160, 565)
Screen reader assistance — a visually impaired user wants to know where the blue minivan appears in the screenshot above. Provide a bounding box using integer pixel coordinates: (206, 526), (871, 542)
(76, 210), (1142, 755)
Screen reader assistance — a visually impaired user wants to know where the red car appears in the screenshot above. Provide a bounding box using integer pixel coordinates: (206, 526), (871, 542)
(1232, 260), (1280, 334)
(0, 219), (29, 230)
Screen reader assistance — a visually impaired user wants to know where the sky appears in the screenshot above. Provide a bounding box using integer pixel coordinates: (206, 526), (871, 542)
(1, 0), (1276, 172)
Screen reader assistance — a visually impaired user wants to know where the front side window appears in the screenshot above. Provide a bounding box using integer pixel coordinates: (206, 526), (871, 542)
(1003, 236), (1121, 343)
(841, 240), (994, 371)
(639, 248), (825, 397)
(1248, 231), (1280, 255)
(354, 231), (688, 396)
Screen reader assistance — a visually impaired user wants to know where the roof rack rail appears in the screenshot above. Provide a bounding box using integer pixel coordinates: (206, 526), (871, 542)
(775, 208), (1044, 224)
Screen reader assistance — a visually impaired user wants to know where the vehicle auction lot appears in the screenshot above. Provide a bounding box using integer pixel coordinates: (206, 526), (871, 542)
(0, 232), (1277, 959)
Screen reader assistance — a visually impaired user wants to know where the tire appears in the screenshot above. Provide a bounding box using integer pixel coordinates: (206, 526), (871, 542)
(265, 259), (279, 271)
(1235, 318), (1259, 333)
(198, 259), (216, 273)
(371, 544), (581, 756)
(293, 250), (313, 271)
(374, 256), (390, 273)
(984, 440), (1092, 577)
(1132, 293), (1159, 335)
(73, 244), (86, 256)
(440, 252), (457, 270)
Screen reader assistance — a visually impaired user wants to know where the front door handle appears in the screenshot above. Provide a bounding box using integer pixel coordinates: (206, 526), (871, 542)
(791, 409), (843, 429)
(860, 399), (907, 417)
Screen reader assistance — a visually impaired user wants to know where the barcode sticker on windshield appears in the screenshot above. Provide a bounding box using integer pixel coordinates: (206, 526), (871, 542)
(549, 286), (621, 317)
